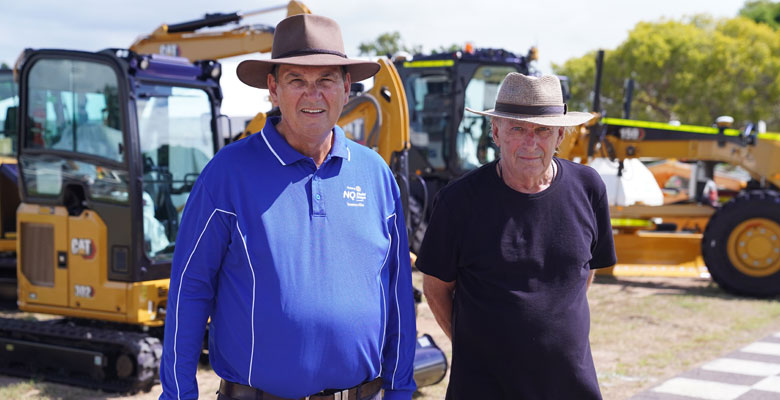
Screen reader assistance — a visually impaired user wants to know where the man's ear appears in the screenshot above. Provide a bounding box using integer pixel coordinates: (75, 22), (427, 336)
(343, 72), (352, 105)
(492, 120), (500, 145)
(267, 73), (278, 102)
(556, 127), (565, 147)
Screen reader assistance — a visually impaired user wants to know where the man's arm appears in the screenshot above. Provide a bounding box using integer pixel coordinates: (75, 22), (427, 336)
(159, 177), (232, 400)
(423, 274), (455, 341)
(587, 270), (596, 290)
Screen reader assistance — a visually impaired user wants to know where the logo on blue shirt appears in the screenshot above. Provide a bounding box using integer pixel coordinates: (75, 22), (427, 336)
(343, 185), (367, 207)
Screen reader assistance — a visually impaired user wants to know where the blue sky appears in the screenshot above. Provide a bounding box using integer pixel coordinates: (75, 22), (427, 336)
(0, 0), (745, 116)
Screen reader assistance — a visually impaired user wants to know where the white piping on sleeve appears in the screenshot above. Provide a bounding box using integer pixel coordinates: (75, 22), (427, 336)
(347, 146), (351, 162)
(260, 129), (286, 166)
(235, 222), (257, 387)
(172, 208), (236, 400)
(390, 213), (402, 390)
(376, 213), (394, 377)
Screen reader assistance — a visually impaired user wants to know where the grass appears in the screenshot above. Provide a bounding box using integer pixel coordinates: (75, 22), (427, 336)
(590, 276), (780, 399)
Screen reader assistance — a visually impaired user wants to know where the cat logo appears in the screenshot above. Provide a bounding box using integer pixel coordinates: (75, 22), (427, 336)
(71, 238), (96, 260)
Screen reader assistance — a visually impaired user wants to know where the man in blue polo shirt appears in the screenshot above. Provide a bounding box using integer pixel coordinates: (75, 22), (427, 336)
(158, 14), (416, 400)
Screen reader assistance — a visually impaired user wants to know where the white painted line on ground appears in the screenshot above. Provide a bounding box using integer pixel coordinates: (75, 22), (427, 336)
(752, 376), (780, 393)
(742, 342), (780, 357)
(702, 358), (780, 377)
(652, 377), (750, 400)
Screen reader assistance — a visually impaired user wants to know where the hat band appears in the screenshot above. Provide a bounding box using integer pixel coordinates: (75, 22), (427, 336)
(274, 48), (348, 59)
(495, 102), (567, 116)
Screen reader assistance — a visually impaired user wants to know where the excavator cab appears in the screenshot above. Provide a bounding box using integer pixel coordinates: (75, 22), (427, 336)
(1, 49), (223, 392)
(15, 49), (222, 322)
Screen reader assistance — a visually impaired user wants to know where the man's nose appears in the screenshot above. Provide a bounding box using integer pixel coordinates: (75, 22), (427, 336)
(304, 82), (323, 98)
(521, 132), (537, 147)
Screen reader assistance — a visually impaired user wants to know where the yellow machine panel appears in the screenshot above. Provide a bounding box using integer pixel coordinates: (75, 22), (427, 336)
(67, 209), (127, 314)
(17, 203), (69, 307)
(128, 279), (168, 326)
(340, 58), (410, 164)
(17, 205), (169, 326)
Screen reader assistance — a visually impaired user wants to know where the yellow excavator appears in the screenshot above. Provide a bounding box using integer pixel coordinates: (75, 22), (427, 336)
(5, 47), (225, 392)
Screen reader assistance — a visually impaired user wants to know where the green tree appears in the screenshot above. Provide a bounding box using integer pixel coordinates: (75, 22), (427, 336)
(740, 0), (780, 29)
(433, 44), (462, 54)
(0, 62), (8, 69)
(358, 31), (422, 56)
(553, 16), (780, 129)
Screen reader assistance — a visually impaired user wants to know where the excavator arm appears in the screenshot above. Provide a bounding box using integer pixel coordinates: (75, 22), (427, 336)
(129, 1), (311, 60)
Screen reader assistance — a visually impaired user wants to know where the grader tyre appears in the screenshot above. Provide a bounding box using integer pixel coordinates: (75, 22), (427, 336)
(702, 190), (780, 297)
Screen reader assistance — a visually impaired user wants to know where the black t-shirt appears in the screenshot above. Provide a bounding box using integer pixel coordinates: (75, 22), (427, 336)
(417, 158), (616, 400)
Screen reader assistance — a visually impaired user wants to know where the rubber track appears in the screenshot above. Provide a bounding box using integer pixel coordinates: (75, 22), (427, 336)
(0, 316), (162, 393)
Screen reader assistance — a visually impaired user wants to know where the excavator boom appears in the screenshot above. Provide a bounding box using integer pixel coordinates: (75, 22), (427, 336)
(129, 1), (311, 61)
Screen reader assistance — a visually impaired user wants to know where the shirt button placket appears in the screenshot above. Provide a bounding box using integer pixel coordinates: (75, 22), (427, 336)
(312, 173), (325, 216)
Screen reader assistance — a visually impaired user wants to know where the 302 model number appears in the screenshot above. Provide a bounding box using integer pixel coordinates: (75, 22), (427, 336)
(74, 284), (94, 298)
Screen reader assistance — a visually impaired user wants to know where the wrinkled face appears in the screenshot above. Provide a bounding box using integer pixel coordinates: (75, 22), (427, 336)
(268, 64), (350, 138)
(492, 118), (564, 178)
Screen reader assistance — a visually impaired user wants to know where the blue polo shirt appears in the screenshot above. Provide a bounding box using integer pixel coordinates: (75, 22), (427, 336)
(159, 117), (417, 400)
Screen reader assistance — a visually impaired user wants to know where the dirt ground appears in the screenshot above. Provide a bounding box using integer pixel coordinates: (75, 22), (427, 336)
(1, 272), (780, 400)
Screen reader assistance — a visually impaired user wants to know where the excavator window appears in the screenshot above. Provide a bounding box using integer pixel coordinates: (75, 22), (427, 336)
(0, 71), (17, 157)
(456, 66), (515, 170)
(19, 58), (130, 204)
(137, 85), (215, 261)
(24, 59), (123, 162)
(405, 73), (453, 170)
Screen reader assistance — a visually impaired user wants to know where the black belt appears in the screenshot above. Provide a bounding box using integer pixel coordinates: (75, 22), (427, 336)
(218, 378), (383, 400)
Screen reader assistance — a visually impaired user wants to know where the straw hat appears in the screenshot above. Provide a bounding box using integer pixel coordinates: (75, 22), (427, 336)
(237, 14), (380, 89)
(466, 73), (593, 126)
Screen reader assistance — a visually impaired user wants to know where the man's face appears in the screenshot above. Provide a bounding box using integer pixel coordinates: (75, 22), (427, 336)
(267, 64), (350, 138)
(492, 118), (564, 178)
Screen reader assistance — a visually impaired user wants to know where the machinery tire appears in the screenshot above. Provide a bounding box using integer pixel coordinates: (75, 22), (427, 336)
(702, 189), (780, 297)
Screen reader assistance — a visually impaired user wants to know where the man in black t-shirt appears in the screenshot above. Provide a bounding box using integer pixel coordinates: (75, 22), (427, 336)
(417, 73), (617, 400)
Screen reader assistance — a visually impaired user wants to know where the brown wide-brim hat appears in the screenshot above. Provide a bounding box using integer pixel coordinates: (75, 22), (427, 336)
(466, 73), (593, 127)
(237, 14), (380, 89)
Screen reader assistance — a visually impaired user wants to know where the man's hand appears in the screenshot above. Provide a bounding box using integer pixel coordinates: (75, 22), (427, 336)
(423, 274), (456, 341)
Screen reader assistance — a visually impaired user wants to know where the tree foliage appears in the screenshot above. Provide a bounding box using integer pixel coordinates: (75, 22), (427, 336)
(358, 32), (422, 56)
(553, 16), (780, 129)
(358, 31), (460, 57)
(740, 0), (780, 29)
